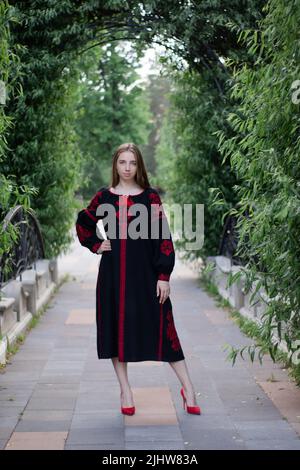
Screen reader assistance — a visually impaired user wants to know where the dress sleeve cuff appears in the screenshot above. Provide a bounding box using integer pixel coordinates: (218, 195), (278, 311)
(158, 273), (170, 281)
(91, 241), (103, 254)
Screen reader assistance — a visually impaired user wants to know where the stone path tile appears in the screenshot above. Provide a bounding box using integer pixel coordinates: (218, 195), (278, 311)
(5, 431), (68, 450)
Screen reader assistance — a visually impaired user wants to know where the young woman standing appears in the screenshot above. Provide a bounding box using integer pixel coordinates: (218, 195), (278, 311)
(76, 142), (201, 416)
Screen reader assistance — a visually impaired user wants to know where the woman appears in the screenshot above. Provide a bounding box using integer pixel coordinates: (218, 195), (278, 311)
(75, 142), (201, 416)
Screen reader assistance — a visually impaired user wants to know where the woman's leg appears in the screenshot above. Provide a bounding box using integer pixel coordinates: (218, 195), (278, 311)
(169, 359), (199, 406)
(111, 357), (134, 407)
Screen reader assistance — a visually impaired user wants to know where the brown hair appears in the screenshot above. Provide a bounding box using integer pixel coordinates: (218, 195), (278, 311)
(110, 143), (150, 189)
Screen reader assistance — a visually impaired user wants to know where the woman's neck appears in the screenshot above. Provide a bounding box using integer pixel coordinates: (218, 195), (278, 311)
(114, 181), (141, 191)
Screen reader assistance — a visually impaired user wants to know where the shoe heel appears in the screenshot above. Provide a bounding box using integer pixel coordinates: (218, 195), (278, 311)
(180, 387), (201, 415)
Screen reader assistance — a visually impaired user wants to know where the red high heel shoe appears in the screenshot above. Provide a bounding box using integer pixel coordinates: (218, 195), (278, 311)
(120, 393), (135, 416)
(121, 406), (135, 416)
(180, 387), (201, 415)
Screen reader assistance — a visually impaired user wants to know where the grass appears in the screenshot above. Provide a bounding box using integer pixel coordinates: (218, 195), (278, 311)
(198, 270), (300, 386)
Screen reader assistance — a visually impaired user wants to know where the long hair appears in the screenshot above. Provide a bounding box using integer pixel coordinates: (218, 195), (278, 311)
(110, 143), (150, 189)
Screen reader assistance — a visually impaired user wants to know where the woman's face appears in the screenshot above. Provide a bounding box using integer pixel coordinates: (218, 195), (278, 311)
(116, 151), (137, 182)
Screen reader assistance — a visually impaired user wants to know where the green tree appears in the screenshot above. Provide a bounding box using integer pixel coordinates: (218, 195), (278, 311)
(154, 67), (239, 259)
(1, 0), (266, 259)
(216, 0), (300, 366)
(75, 41), (151, 198)
(141, 72), (171, 175)
(0, 1), (37, 291)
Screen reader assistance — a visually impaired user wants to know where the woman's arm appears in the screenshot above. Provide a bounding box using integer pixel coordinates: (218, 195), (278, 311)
(149, 190), (175, 281)
(75, 188), (105, 254)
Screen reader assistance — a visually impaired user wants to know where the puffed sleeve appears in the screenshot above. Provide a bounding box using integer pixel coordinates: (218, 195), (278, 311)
(75, 187), (106, 254)
(148, 189), (175, 281)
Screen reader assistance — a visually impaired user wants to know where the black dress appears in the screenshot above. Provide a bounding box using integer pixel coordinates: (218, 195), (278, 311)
(75, 185), (185, 363)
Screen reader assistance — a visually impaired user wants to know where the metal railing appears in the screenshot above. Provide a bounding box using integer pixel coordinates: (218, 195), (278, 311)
(0, 205), (45, 290)
(218, 209), (266, 272)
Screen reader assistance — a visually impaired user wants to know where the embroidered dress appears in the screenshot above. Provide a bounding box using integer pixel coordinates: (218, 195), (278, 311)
(75, 186), (185, 362)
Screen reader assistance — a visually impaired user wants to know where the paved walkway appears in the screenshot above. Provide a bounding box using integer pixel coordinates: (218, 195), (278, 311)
(1, 233), (300, 450)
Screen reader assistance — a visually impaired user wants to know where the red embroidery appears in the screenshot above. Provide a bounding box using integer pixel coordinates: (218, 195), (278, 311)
(115, 196), (135, 223)
(149, 192), (161, 205)
(76, 224), (93, 242)
(88, 191), (103, 212)
(115, 196), (135, 208)
(148, 191), (165, 221)
(158, 302), (163, 360)
(166, 309), (181, 351)
(119, 201), (128, 362)
(92, 241), (102, 253)
(158, 273), (170, 281)
(84, 208), (98, 222)
(160, 240), (173, 256)
(151, 204), (165, 221)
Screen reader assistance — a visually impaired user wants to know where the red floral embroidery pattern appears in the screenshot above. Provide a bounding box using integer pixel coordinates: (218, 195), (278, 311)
(160, 240), (174, 256)
(115, 196), (135, 223)
(76, 224), (93, 242)
(166, 309), (181, 351)
(75, 190), (105, 255)
(92, 241), (102, 253)
(148, 191), (165, 221)
(148, 192), (161, 205)
(88, 190), (103, 212)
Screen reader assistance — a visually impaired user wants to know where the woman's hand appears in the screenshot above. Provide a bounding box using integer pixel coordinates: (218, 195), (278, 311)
(157, 280), (170, 304)
(97, 240), (111, 254)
